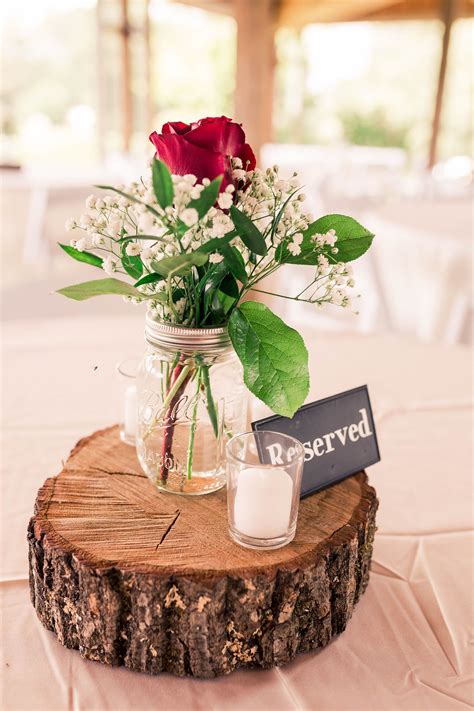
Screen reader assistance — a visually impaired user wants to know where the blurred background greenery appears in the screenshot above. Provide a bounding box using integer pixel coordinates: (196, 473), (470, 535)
(0, 0), (472, 344)
(1, 0), (471, 167)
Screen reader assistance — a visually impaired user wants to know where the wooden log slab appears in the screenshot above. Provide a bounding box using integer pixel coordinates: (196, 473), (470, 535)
(28, 425), (378, 678)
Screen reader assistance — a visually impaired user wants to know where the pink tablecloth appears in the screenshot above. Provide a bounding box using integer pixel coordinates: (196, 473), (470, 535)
(1, 315), (472, 710)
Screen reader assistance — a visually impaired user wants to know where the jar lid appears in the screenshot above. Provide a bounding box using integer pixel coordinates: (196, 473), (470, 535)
(145, 310), (232, 354)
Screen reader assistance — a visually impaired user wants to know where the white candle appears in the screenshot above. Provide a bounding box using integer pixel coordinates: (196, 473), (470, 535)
(124, 384), (137, 438)
(234, 467), (293, 539)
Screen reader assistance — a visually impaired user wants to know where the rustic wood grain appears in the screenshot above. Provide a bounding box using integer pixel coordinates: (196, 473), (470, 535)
(28, 425), (378, 678)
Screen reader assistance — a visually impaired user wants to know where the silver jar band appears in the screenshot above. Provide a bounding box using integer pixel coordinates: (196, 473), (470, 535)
(145, 310), (232, 354)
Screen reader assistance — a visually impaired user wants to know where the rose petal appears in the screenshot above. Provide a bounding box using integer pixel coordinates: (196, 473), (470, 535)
(149, 132), (228, 188)
(186, 116), (246, 158)
(238, 142), (257, 171)
(161, 121), (190, 135)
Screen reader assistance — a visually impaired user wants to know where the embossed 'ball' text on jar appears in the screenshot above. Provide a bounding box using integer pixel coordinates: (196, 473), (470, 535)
(136, 311), (248, 495)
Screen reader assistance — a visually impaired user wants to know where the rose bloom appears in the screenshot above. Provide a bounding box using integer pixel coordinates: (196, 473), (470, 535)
(149, 116), (256, 191)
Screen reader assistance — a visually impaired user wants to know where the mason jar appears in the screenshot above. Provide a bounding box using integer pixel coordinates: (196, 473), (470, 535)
(136, 311), (248, 495)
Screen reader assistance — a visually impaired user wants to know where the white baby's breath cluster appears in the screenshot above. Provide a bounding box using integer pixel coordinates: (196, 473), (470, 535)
(227, 161), (356, 309)
(65, 159), (357, 322)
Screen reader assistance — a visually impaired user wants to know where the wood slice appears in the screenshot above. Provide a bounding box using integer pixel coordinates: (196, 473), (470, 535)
(28, 426), (378, 678)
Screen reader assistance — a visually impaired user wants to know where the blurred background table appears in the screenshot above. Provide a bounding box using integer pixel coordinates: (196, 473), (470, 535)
(2, 314), (472, 710)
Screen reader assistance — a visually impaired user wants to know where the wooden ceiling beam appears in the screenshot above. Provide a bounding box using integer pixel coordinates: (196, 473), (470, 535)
(174, 0), (473, 26)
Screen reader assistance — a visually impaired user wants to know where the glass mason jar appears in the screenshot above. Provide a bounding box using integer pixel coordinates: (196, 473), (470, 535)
(136, 311), (248, 495)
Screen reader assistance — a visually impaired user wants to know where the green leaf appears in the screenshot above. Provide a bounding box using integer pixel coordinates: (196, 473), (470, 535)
(195, 231), (236, 254)
(308, 214), (374, 263)
(187, 176), (222, 219)
(152, 158), (174, 209)
(56, 278), (143, 301)
(150, 251), (208, 278)
(209, 290), (226, 322)
(203, 262), (228, 312)
(215, 289), (236, 315)
(230, 205), (267, 256)
(58, 243), (103, 268)
(219, 273), (239, 299)
(134, 272), (164, 287)
(228, 301), (309, 417)
(278, 214), (374, 265)
(221, 244), (247, 284)
(121, 242), (143, 280)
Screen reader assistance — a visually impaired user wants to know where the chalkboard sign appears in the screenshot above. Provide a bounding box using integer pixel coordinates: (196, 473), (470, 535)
(252, 385), (380, 497)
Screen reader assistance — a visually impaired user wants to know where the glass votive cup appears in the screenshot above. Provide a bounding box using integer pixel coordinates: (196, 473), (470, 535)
(116, 358), (138, 446)
(226, 431), (305, 550)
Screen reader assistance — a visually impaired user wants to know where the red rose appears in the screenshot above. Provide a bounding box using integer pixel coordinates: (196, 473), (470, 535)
(149, 116), (256, 191)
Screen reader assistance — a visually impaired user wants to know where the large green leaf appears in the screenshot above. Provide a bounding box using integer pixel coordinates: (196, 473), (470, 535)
(221, 244), (248, 284)
(229, 205), (267, 256)
(228, 301), (309, 417)
(58, 243), (103, 268)
(152, 158), (174, 209)
(150, 251), (208, 278)
(278, 214), (374, 265)
(56, 278), (144, 301)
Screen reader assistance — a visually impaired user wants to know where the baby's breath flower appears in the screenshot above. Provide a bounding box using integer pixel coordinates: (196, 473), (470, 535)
(65, 218), (76, 231)
(92, 233), (106, 248)
(102, 256), (117, 275)
(125, 242), (141, 256)
(287, 242), (301, 256)
(217, 192), (233, 210)
(138, 212), (156, 232)
(232, 169), (247, 181)
(317, 255), (329, 272)
(190, 185), (204, 200)
(141, 247), (153, 261)
(209, 253), (224, 264)
(325, 229), (337, 247)
(181, 208), (199, 227)
(85, 195), (96, 209)
(80, 213), (93, 228)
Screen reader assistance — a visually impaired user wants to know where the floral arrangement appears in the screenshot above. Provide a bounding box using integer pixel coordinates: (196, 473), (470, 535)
(59, 116), (374, 425)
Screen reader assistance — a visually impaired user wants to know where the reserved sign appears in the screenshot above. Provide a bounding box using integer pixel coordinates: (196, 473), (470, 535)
(252, 386), (380, 497)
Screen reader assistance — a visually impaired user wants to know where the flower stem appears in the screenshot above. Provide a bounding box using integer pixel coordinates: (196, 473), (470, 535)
(186, 369), (202, 480)
(200, 364), (218, 437)
(160, 363), (192, 416)
(159, 360), (193, 483)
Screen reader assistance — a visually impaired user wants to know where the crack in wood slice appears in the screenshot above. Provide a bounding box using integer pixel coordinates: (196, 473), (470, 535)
(28, 425), (378, 678)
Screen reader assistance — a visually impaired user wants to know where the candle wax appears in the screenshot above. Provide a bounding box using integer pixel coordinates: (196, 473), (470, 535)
(124, 384), (137, 437)
(234, 467), (293, 539)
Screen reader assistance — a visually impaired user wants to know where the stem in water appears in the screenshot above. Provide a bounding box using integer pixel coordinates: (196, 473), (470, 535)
(200, 364), (218, 437)
(159, 360), (192, 483)
(186, 369), (202, 480)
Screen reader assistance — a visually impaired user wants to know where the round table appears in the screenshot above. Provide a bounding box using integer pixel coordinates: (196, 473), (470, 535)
(2, 314), (472, 710)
